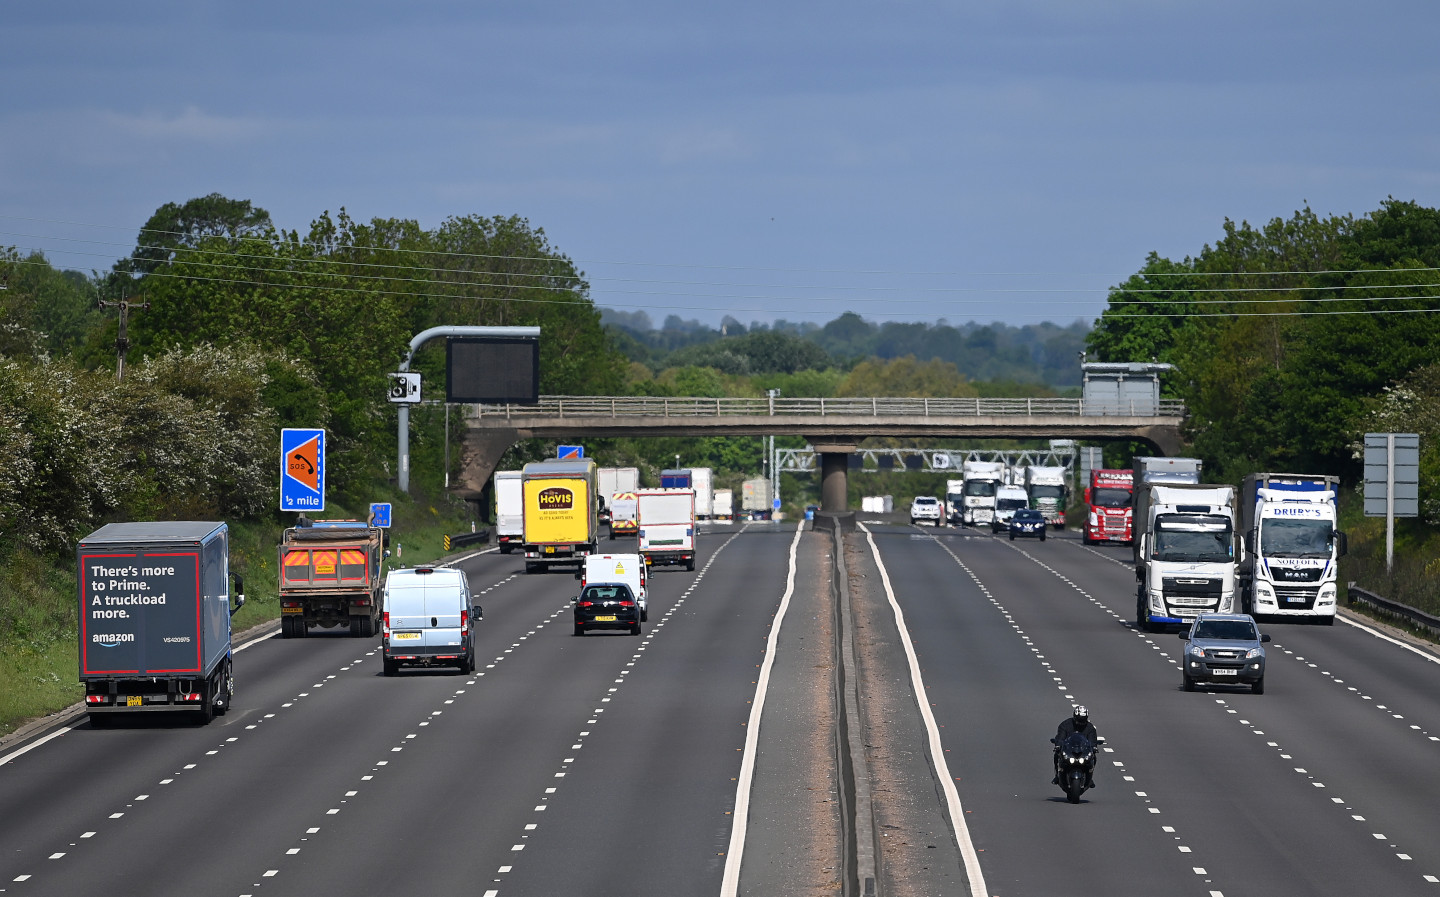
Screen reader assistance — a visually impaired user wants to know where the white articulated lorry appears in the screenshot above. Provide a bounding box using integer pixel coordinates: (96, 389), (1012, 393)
(1026, 465), (1069, 528)
(690, 467), (714, 519)
(1239, 474), (1346, 624)
(960, 460), (1005, 526)
(1135, 483), (1240, 632)
(494, 470), (524, 553)
(1130, 456), (1204, 564)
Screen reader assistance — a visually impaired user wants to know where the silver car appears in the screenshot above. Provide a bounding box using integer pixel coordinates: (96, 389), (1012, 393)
(1179, 613), (1269, 694)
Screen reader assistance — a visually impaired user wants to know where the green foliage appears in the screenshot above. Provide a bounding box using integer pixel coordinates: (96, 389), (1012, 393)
(834, 356), (978, 398)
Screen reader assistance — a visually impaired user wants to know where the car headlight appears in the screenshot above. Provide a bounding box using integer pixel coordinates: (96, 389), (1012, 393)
(1189, 645), (1206, 658)
(1245, 647), (1263, 659)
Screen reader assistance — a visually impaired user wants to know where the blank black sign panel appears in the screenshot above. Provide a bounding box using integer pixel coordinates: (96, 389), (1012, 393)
(446, 337), (540, 404)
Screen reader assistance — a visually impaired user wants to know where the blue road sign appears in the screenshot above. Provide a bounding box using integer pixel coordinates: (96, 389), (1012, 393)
(369, 502), (392, 528)
(558, 445), (584, 459)
(280, 428), (326, 511)
(773, 498), (782, 510)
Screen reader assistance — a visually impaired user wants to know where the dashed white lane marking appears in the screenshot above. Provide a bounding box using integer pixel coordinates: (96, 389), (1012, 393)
(1053, 537), (1440, 884)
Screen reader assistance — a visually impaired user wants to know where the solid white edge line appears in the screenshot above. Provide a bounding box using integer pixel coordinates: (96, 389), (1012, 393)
(0, 723), (76, 767)
(1338, 615), (1440, 665)
(440, 545), (501, 567)
(720, 523), (804, 897)
(860, 522), (988, 897)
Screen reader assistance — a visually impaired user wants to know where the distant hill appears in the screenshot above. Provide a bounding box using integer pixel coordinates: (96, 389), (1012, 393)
(601, 309), (1091, 388)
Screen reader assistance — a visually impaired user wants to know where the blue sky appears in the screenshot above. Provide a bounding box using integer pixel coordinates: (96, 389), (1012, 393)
(3, 1), (1437, 327)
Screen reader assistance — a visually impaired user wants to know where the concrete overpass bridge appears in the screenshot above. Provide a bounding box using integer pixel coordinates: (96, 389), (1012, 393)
(454, 394), (1187, 513)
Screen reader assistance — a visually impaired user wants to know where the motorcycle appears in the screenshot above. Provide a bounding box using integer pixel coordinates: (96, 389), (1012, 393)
(1051, 732), (1103, 803)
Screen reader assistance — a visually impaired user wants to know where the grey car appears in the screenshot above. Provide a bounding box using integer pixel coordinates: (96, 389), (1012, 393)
(1179, 613), (1270, 694)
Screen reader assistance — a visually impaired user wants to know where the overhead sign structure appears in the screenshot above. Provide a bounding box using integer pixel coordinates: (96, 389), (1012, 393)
(369, 502), (392, 528)
(281, 428), (326, 512)
(558, 445), (585, 459)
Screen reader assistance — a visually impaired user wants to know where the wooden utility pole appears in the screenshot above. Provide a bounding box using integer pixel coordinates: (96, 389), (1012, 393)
(97, 297), (149, 380)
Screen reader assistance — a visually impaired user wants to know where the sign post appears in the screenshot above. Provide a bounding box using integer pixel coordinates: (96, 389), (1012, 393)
(1364, 432), (1419, 573)
(281, 428), (326, 512)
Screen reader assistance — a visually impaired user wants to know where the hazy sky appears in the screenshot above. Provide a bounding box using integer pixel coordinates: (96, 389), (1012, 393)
(3, 1), (1437, 327)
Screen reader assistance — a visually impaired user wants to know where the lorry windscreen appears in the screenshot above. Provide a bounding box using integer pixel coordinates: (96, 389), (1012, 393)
(1030, 485), (1065, 500)
(1091, 488), (1132, 508)
(1260, 518), (1334, 558)
(1154, 523), (1232, 563)
(963, 480), (997, 497)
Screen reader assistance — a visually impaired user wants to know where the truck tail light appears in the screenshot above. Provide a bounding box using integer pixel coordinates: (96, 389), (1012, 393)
(181, 692), (201, 702)
(86, 695), (106, 704)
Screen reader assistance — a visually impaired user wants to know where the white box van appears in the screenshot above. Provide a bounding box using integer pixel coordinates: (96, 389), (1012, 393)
(382, 566), (478, 675)
(581, 553), (649, 622)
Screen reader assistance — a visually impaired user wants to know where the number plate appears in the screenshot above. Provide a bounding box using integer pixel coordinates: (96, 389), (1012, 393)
(1211, 668), (1237, 676)
(393, 631), (421, 641)
(127, 696), (143, 706)
(545, 546), (556, 554)
(281, 607), (304, 614)
(594, 615), (617, 622)
(1285, 596), (1305, 603)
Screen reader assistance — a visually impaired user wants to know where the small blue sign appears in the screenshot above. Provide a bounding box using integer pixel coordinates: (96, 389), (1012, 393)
(369, 502), (392, 528)
(773, 498), (782, 510)
(558, 445), (585, 459)
(280, 428), (325, 511)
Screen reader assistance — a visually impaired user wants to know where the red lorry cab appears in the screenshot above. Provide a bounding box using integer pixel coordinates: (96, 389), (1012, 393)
(1083, 469), (1134, 545)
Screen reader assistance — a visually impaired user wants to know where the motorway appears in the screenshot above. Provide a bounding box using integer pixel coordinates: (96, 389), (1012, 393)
(6, 520), (1440, 896)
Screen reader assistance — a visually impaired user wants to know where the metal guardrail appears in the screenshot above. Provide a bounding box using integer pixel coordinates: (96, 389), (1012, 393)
(443, 529), (489, 552)
(1347, 584), (1440, 638)
(473, 395), (1186, 419)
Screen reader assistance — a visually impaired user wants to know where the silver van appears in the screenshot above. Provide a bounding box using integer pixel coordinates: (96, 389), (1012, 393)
(382, 566), (478, 675)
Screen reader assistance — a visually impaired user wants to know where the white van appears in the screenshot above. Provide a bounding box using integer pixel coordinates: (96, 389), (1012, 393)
(382, 566), (478, 675)
(581, 553), (649, 622)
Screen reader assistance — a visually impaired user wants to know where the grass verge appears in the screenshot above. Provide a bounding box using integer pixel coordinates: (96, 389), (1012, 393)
(0, 494), (474, 738)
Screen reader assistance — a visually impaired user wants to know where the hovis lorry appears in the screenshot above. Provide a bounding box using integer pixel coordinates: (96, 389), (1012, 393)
(1083, 469), (1135, 545)
(690, 467), (714, 518)
(278, 519), (385, 638)
(960, 460), (1005, 526)
(638, 488), (697, 570)
(1026, 466), (1069, 528)
(494, 470), (524, 553)
(1239, 474), (1346, 624)
(522, 459), (599, 573)
(1135, 483), (1240, 631)
(79, 521), (245, 725)
(713, 488), (734, 521)
(1130, 456), (1203, 564)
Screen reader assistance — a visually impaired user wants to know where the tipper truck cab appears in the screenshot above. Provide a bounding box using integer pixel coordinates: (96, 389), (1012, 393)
(522, 459), (600, 573)
(1239, 473), (1346, 624)
(1135, 483), (1241, 632)
(79, 521), (245, 725)
(1083, 469), (1135, 545)
(278, 519), (385, 638)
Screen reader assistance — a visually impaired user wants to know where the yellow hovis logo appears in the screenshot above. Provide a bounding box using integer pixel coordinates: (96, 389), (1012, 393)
(614, 562), (626, 574)
(539, 487), (574, 509)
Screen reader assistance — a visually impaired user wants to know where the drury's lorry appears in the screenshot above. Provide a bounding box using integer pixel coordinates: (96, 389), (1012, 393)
(742, 478), (772, 518)
(960, 460), (1005, 526)
(79, 521), (245, 725)
(279, 519), (385, 638)
(1239, 473), (1346, 623)
(1025, 466), (1069, 528)
(690, 467), (714, 518)
(1135, 483), (1240, 631)
(522, 459), (599, 573)
(945, 479), (966, 525)
(494, 470), (524, 553)
(1083, 469), (1135, 545)
(637, 488), (697, 570)
(1130, 456), (1204, 564)
(991, 485), (1031, 532)
(713, 488), (734, 521)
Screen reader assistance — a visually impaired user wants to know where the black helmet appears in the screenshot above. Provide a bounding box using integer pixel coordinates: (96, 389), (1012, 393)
(1072, 705), (1088, 727)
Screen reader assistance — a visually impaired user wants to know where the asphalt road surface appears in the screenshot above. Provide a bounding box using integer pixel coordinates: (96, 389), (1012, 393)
(8, 519), (1440, 897)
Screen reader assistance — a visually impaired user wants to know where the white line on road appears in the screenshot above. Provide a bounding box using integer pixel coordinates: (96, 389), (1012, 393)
(720, 523), (804, 897)
(859, 523), (988, 897)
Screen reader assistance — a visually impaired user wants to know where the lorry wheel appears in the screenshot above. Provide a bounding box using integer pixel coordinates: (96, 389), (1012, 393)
(349, 619), (363, 638)
(281, 617), (294, 638)
(686, 560), (695, 572)
(198, 692), (216, 725)
(609, 530), (616, 541)
(500, 546), (512, 555)
(1136, 594), (1152, 633)
(1320, 616), (1335, 626)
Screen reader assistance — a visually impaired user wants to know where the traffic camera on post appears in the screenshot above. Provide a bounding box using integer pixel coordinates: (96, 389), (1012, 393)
(388, 372), (421, 403)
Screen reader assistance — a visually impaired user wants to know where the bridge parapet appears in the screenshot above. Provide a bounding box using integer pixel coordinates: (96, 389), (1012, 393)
(473, 395), (1185, 419)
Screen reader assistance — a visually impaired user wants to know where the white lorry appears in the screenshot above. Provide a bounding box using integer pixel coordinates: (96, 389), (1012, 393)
(1135, 482), (1240, 632)
(991, 485), (1031, 532)
(945, 479), (966, 525)
(1130, 456), (1204, 564)
(713, 488), (734, 521)
(742, 478), (772, 520)
(1239, 474), (1346, 624)
(638, 488), (697, 570)
(960, 460), (1005, 526)
(1026, 466), (1069, 528)
(494, 470), (524, 554)
(690, 467), (714, 519)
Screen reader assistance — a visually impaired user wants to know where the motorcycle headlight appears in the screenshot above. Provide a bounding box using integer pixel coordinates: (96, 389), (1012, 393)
(1245, 647), (1263, 659)
(1189, 645), (1206, 658)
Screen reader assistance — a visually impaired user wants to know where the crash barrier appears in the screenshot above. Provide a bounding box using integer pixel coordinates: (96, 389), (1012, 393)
(1347, 585), (1440, 640)
(830, 525), (879, 897)
(442, 529), (489, 552)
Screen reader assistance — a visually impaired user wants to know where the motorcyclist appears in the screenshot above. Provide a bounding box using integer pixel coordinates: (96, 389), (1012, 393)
(1052, 705), (1099, 787)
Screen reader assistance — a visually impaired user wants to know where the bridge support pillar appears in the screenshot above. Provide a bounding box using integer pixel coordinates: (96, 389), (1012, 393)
(814, 439), (857, 514)
(454, 426), (520, 502)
